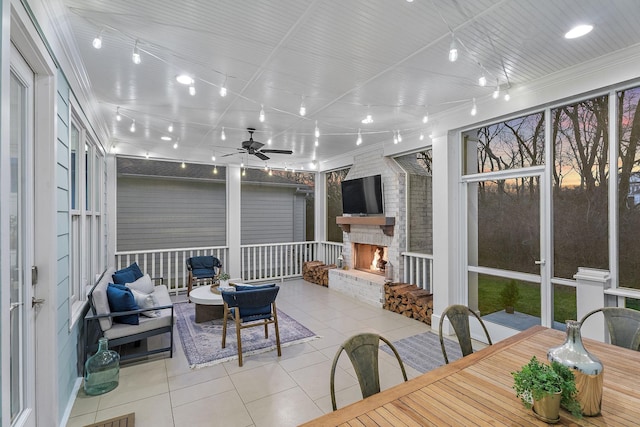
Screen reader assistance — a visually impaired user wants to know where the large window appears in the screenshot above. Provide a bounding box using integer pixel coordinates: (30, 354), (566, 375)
(70, 113), (105, 324)
(326, 167), (349, 242)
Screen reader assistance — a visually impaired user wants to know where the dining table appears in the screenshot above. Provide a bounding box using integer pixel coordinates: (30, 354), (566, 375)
(301, 325), (640, 426)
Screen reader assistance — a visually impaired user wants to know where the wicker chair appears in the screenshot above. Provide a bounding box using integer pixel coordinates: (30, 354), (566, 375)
(580, 307), (640, 351)
(439, 304), (492, 364)
(220, 285), (281, 366)
(330, 333), (407, 411)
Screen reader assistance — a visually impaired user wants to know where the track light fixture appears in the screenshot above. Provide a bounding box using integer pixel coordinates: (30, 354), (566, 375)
(213, 165), (218, 174)
(397, 130), (402, 142)
(173, 138), (179, 149)
(422, 112), (429, 124)
(315, 139), (319, 147)
(504, 89), (511, 101)
(267, 137), (272, 145)
(116, 107), (121, 121)
(221, 127), (226, 140)
(168, 123), (174, 132)
(393, 132), (398, 145)
(189, 83), (196, 96)
(130, 119), (136, 132)
(145, 152), (149, 159)
(420, 132), (424, 141)
(493, 81), (500, 99)
(132, 40), (141, 64)
(259, 105), (265, 122)
(448, 34), (458, 62)
(479, 75), (487, 87)
(181, 161), (186, 169)
(315, 120), (320, 138)
(356, 129), (362, 145)
(242, 168), (246, 177)
(471, 98), (477, 116)
(211, 153), (216, 161)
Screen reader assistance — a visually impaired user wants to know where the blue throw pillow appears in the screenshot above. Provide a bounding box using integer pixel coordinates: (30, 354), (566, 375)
(112, 270), (136, 285)
(235, 284), (276, 292)
(113, 262), (144, 283)
(128, 262), (144, 280)
(106, 283), (140, 325)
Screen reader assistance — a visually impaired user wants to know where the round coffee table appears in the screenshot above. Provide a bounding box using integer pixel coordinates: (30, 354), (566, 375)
(189, 285), (224, 323)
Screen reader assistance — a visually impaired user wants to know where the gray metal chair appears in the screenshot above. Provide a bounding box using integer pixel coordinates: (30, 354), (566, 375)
(439, 304), (492, 364)
(330, 333), (407, 411)
(580, 307), (640, 351)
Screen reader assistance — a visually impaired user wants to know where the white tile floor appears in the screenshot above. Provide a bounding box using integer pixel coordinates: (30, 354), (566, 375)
(67, 279), (433, 427)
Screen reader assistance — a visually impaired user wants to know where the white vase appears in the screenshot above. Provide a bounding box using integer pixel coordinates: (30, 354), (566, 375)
(220, 279), (229, 287)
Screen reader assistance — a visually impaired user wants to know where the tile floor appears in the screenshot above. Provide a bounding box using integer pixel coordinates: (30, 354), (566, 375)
(67, 279), (435, 427)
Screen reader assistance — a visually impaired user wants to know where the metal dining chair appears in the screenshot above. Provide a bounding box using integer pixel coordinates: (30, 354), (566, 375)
(580, 307), (640, 351)
(439, 304), (492, 364)
(330, 333), (408, 411)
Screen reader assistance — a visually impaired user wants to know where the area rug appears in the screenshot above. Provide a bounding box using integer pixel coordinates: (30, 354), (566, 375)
(381, 331), (463, 374)
(175, 302), (318, 368)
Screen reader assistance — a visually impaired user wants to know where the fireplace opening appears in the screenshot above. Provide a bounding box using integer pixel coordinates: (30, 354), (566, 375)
(353, 243), (388, 275)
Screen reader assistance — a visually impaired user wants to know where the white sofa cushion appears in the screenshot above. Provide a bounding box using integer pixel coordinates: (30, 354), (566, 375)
(131, 288), (161, 318)
(92, 267), (116, 331)
(126, 274), (154, 294)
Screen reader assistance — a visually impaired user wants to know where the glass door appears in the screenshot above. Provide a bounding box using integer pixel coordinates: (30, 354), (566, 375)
(9, 44), (36, 427)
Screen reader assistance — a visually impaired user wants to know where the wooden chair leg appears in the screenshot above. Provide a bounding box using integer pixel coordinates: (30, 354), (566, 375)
(235, 309), (243, 366)
(221, 304), (228, 348)
(273, 302), (281, 357)
(264, 322), (268, 339)
(187, 272), (193, 302)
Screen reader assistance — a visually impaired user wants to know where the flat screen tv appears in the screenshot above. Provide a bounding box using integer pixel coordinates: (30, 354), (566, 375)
(341, 174), (384, 215)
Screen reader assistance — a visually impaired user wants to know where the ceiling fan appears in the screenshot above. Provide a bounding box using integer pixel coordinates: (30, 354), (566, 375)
(224, 128), (293, 161)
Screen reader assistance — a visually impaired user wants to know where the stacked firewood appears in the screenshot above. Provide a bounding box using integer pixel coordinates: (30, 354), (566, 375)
(383, 282), (433, 325)
(302, 260), (336, 286)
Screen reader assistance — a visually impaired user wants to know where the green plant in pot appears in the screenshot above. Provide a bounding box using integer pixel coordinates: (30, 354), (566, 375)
(512, 355), (582, 423)
(218, 272), (231, 286)
(500, 280), (520, 314)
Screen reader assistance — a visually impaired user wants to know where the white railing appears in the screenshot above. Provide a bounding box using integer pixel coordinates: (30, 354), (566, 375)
(115, 246), (228, 295)
(115, 241), (345, 294)
(401, 251), (434, 292)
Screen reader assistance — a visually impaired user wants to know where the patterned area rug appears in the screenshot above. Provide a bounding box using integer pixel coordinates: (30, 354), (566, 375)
(175, 302), (318, 368)
(382, 331), (463, 374)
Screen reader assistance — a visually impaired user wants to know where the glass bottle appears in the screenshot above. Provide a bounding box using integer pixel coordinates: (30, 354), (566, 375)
(547, 320), (604, 416)
(84, 337), (120, 395)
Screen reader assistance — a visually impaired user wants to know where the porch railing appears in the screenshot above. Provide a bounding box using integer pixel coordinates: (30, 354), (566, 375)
(401, 251), (434, 292)
(115, 241), (343, 294)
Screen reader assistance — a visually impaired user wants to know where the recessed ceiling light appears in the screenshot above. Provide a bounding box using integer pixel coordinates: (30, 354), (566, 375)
(161, 136), (171, 141)
(176, 74), (194, 85)
(565, 24), (593, 39)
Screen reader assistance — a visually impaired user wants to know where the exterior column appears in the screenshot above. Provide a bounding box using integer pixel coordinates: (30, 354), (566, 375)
(574, 267), (611, 342)
(227, 165), (242, 278)
(314, 171), (326, 246)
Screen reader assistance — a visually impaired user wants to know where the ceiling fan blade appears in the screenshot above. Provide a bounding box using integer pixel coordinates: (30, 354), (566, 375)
(254, 152), (270, 161)
(249, 141), (264, 150)
(221, 152), (239, 157)
(260, 149), (293, 155)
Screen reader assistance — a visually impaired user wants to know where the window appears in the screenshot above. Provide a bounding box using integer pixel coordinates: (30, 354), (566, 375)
(326, 167), (350, 242)
(69, 113), (105, 325)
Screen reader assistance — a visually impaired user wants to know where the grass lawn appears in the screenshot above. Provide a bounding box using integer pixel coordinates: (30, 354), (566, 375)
(477, 275), (577, 323)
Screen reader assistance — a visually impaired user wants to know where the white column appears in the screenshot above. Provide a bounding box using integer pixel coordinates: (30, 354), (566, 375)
(227, 165), (242, 278)
(574, 267), (610, 342)
(431, 133), (460, 330)
(314, 171), (326, 243)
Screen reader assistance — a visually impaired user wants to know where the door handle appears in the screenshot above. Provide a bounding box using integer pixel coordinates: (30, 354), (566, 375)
(32, 266), (38, 285)
(10, 302), (22, 312)
(32, 297), (45, 308)
(534, 259), (545, 265)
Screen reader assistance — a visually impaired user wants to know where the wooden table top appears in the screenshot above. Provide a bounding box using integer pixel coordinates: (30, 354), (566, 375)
(301, 326), (640, 426)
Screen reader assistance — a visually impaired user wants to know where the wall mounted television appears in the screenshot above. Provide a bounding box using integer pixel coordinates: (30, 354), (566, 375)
(341, 174), (384, 215)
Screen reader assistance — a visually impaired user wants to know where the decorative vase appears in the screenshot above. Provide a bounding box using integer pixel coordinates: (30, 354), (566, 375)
(220, 279), (230, 287)
(532, 392), (561, 424)
(547, 320), (604, 416)
(84, 337), (120, 396)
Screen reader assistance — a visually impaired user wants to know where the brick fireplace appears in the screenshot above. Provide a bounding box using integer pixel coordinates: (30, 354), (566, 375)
(353, 243), (388, 276)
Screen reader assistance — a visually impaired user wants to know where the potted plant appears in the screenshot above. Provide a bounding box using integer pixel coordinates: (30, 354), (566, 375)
(500, 280), (520, 314)
(512, 356), (582, 423)
(218, 272), (231, 287)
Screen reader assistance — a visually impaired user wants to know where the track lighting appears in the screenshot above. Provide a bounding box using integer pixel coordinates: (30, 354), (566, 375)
(130, 119), (136, 132)
(393, 132), (398, 145)
(212, 154), (216, 161)
(92, 30), (103, 49)
(315, 139), (319, 147)
(397, 130), (402, 142)
(356, 129), (362, 145)
(267, 138), (272, 145)
(479, 75), (487, 87)
(168, 123), (174, 132)
(492, 82), (500, 99)
(422, 113), (429, 124)
(189, 83), (196, 96)
(221, 127), (226, 140)
(220, 76), (227, 97)
(268, 169), (273, 176)
(213, 166), (218, 174)
(145, 152), (149, 159)
(132, 40), (141, 64)
(173, 138), (179, 149)
(315, 121), (320, 138)
(116, 107), (121, 121)
(504, 90), (511, 101)
(259, 105), (265, 122)
(242, 168), (246, 177)
(471, 98), (477, 116)
(264, 164), (268, 171)
(420, 132), (424, 141)
(448, 34), (458, 62)
(361, 114), (373, 124)
(181, 161), (186, 169)
(241, 161), (244, 167)
(299, 97), (306, 116)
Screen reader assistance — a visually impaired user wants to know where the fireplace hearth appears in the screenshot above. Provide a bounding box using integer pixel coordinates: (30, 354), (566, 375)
(353, 243), (388, 276)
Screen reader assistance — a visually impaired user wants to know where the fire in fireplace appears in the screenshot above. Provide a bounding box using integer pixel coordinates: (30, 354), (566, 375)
(353, 243), (388, 275)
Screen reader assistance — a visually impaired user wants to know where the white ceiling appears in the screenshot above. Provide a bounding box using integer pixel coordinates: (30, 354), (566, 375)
(57, 0), (640, 170)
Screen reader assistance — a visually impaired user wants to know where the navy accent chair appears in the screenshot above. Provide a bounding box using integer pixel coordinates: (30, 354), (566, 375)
(220, 285), (281, 366)
(186, 256), (222, 299)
